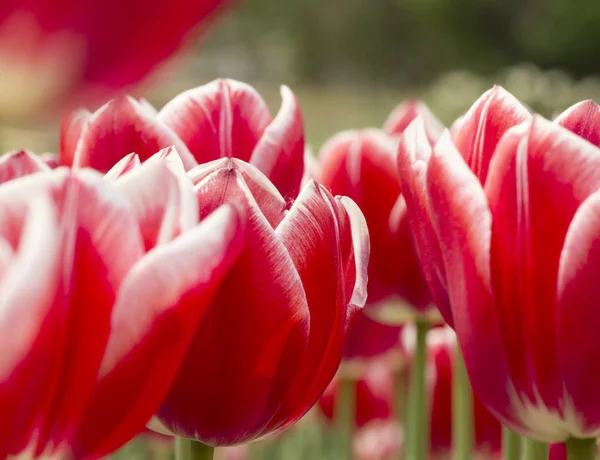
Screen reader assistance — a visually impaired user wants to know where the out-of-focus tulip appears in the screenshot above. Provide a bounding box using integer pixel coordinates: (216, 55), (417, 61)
(398, 86), (600, 441)
(418, 327), (502, 457)
(353, 420), (403, 460)
(342, 309), (402, 361)
(318, 326), (502, 458)
(318, 113), (440, 318)
(0, 160), (244, 458)
(58, 79), (307, 200)
(148, 157), (369, 446)
(318, 360), (395, 429)
(383, 99), (444, 143)
(0, 0), (229, 119)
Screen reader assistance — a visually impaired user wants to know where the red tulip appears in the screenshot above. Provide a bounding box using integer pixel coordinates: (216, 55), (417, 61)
(0, 150), (50, 184)
(0, 160), (244, 458)
(383, 99), (443, 143)
(318, 124), (437, 316)
(59, 79), (307, 200)
(149, 157), (369, 446)
(318, 359), (395, 429)
(342, 309), (402, 361)
(398, 87), (600, 440)
(0, 0), (229, 118)
(398, 86), (531, 326)
(419, 327), (502, 457)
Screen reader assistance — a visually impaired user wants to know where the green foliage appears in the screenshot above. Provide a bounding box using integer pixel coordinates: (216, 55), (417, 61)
(210, 0), (600, 84)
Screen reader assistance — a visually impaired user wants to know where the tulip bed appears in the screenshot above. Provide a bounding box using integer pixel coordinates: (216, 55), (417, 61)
(3, 76), (600, 460)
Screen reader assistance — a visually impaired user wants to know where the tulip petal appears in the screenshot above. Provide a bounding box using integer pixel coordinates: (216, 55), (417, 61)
(0, 195), (62, 456)
(397, 119), (452, 324)
(321, 129), (408, 304)
(555, 100), (600, 148)
(158, 168), (309, 445)
(115, 154), (198, 250)
(34, 171), (146, 452)
(104, 153), (141, 181)
(73, 205), (245, 458)
(383, 99), (444, 142)
(0, 150), (49, 184)
(191, 158), (287, 228)
(426, 133), (516, 425)
(485, 117), (600, 417)
(250, 86), (305, 199)
(158, 79), (272, 164)
(556, 190), (600, 434)
(452, 86), (530, 184)
(267, 182), (351, 432)
(72, 96), (196, 173)
(59, 109), (91, 167)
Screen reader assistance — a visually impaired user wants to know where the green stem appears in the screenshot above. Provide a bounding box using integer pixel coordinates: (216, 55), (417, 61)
(175, 438), (215, 460)
(502, 427), (521, 460)
(408, 319), (429, 460)
(523, 439), (548, 460)
(566, 438), (596, 460)
(336, 376), (355, 459)
(452, 346), (472, 460)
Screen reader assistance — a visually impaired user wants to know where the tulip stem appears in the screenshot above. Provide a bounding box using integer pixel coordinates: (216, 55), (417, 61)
(452, 346), (472, 460)
(336, 376), (355, 460)
(502, 427), (521, 460)
(175, 437), (215, 460)
(523, 439), (548, 460)
(566, 438), (596, 460)
(408, 318), (429, 460)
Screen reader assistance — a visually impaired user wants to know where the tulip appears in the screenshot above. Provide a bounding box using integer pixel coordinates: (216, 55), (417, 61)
(318, 360), (395, 430)
(0, 0), (229, 119)
(59, 79), (306, 200)
(0, 159), (244, 459)
(147, 157), (369, 450)
(319, 103), (441, 460)
(398, 87), (600, 459)
(318, 126), (436, 318)
(342, 309), (403, 362)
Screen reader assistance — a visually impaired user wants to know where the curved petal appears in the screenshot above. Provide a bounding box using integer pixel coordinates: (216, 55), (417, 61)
(250, 86), (305, 199)
(73, 205), (245, 458)
(158, 79), (272, 164)
(72, 96), (196, 173)
(158, 168), (309, 445)
(115, 156), (198, 250)
(320, 129), (404, 304)
(191, 159), (287, 228)
(59, 109), (91, 167)
(397, 119), (452, 325)
(0, 150), (49, 184)
(383, 99), (444, 142)
(426, 132), (516, 426)
(104, 153), (141, 181)
(556, 190), (600, 434)
(485, 117), (600, 417)
(335, 196), (369, 314)
(452, 86), (531, 184)
(555, 100), (600, 148)
(267, 182), (349, 433)
(34, 171), (146, 453)
(0, 195), (62, 457)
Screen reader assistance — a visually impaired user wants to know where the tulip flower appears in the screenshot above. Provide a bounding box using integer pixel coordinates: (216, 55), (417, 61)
(318, 126), (437, 317)
(317, 327), (502, 459)
(342, 309), (403, 361)
(0, 0), (229, 119)
(318, 360), (395, 430)
(146, 157), (369, 449)
(59, 79), (306, 199)
(398, 87), (600, 458)
(0, 159), (244, 459)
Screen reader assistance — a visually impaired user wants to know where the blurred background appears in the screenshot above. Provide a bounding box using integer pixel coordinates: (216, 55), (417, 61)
(4, 0), (600, 154)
